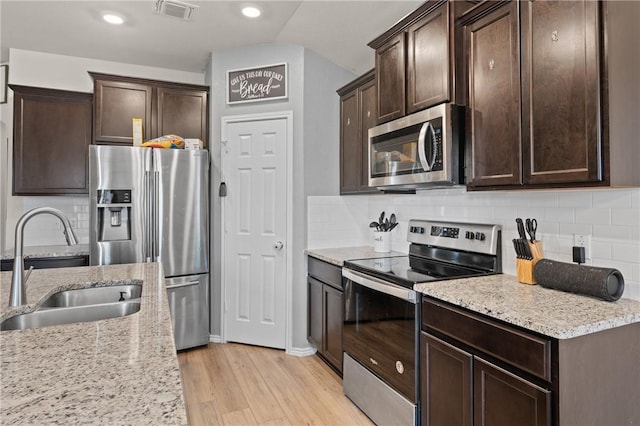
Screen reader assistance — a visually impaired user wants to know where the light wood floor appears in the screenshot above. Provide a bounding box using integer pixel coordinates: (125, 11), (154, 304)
(178, 343), (374, 426)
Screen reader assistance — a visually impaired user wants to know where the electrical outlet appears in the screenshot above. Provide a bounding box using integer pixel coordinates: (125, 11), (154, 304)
(573, 234), (591, 259)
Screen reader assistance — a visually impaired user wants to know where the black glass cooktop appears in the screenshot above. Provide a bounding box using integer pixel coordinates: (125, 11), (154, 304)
(344, 256), (489, 289)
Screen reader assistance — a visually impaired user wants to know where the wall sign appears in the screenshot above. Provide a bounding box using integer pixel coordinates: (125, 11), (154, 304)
(226, 63), (287, 104)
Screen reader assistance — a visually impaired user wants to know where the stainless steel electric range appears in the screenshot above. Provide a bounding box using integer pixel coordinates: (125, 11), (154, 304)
(342, 219), (502, 426)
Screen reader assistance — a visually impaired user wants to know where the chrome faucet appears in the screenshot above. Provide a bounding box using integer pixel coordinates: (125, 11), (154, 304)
(9, 207), (78, 307)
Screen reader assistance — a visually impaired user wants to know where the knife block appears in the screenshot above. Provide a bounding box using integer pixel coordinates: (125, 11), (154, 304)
(516, 241), (544, 285)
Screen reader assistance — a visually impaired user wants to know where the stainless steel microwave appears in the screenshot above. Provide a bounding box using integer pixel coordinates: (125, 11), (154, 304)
(368, 103), (463, 190)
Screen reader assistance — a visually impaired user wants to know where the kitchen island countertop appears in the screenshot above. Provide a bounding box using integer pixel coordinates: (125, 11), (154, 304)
(0, 263), (187, 425)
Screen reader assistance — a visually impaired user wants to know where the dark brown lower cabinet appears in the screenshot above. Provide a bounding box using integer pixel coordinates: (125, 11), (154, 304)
(307, 256), (343, 374)
(421, 332), (550, 426)
(474, 357), (550, 426)
(422, 296), (640, 426)
(421, 333), (472, 426)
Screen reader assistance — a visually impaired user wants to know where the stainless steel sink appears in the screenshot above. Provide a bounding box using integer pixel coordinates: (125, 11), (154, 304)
(0, 300), (141, 331)
(40, 284), (142, 308)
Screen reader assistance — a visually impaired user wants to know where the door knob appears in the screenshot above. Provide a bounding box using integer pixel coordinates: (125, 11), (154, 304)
(274, 241), (284, 250)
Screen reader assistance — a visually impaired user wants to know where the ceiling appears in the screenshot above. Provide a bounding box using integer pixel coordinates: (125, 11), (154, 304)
(0, 1), (423, 75)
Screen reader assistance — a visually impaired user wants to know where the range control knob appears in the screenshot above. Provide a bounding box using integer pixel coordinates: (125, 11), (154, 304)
(465, 231), (475, 240)
(419, 227), (425, 234)
(410, 226), (416, 233)
(475, 232), (486, 241)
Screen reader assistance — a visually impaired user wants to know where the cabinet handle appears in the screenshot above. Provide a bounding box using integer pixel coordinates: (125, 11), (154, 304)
(489, 59), (495, 70)
(552, 31), (559, 43)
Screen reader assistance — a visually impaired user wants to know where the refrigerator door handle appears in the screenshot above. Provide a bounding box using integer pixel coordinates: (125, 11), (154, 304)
(144, 170), (152, 262)
(166, 280), (199, 290)
(153, 170), (160, 261)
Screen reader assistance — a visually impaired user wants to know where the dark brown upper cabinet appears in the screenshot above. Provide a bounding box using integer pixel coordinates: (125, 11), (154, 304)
(464, 0), (639, 190)
(337, 70), (378, 194)
(11, 85), (92, 195)
(369, 0), (476, 125)
(373, 33), (406, 123)
(92, 78), (153, 145)
(463, 1), (522, 187)
(90, 73), (209, 147)
(407, 2), (450, 114)
(520, 0), (601, 186)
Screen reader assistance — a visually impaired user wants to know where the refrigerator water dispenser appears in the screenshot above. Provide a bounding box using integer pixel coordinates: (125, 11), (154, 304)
(97, 189), (132, 241)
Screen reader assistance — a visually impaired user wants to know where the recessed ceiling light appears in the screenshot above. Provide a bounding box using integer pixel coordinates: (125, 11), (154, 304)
(242, 6), (261, 18)
(103, 13), (124, 25)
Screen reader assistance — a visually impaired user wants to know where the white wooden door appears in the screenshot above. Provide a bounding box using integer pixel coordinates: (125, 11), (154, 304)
(223, 117), (288, 349)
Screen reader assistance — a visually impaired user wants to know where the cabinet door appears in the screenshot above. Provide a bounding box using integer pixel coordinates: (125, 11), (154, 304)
(465, 2), (522, 187)
(376, 32), (406, 123)
(93, 80), (152, 145)
(521, 0), (601, 185)
(308, 277), (323, 348)
(156, 87), (208, 146)
(339, 89), (361, 194)
(359, 77), (377, 191)
(474, 357), (551, 426)
(421, 333), (472, 426)
(407, 2), (450, 114)
(323, 284), (344, 373)
(12, 86), (92, 195)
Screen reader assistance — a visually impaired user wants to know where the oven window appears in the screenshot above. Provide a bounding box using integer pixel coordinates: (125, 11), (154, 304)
(343, 279), (417, 402)
(370, 123), (425, 178)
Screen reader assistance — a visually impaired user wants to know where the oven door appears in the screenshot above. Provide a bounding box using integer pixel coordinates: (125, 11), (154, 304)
(342, 268), (420, 403)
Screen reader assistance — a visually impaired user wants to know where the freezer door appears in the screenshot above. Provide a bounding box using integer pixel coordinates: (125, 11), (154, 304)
(89, 146), (151, 265)
(166, 274), (209, 350)
(153, 149), (209, 276)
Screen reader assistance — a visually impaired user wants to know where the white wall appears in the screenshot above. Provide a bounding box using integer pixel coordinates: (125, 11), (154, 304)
(207, 44), (354, 351)
(0, 49), (205, 251)
(308, 187), (640, 302)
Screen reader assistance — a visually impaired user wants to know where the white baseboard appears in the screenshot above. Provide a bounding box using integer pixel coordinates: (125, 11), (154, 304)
(209, 334), (222, 343)
(286, 345), (317, 357)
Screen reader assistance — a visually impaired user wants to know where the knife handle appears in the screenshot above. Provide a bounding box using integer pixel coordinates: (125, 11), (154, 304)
(516, 218), (527, 240)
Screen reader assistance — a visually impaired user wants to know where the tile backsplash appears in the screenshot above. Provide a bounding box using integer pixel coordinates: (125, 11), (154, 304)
(307, 187), (640, 301)
(13, 196), (90, 246)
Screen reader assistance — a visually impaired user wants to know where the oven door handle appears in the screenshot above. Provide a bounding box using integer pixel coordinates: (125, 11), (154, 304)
(342, 269), (418, 304)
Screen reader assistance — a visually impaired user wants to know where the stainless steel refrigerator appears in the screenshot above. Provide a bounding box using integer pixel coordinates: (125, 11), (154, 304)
(89, 145), (209, 350)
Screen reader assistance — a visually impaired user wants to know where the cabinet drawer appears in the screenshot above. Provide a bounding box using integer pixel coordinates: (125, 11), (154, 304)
(308, 257), (342, 290)
(422, 298), (551, 381)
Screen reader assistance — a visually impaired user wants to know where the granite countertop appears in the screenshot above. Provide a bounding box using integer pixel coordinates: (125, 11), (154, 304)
(305, 246), (406, 266)
(0, 263), (187, 425)
(308, 246), (640, 341)
(415, 274), (640, 340)
(1, 244), (90, 260)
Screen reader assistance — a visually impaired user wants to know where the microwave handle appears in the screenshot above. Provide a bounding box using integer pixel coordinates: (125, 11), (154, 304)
(418, 122), (436, 172)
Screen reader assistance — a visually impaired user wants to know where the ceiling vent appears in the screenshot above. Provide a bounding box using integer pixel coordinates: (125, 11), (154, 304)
(153, 0), (198, 21)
